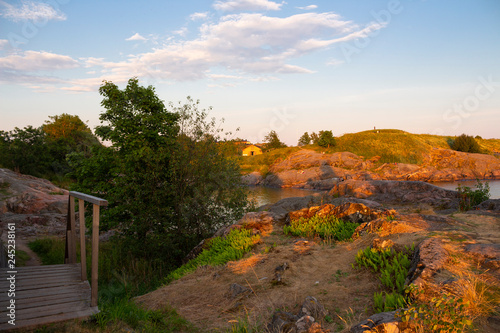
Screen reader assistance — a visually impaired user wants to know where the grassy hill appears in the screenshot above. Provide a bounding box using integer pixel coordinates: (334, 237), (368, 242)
(240, 130), (500, 174)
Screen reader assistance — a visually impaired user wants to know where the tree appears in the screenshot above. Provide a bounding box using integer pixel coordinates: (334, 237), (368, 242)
(317, 130), (336, 148)
(298, 132), (311, 146)
(451, 134), (481, 153)
(310, 132), (319, 145)
(70, 78), (248, 264)
(263, 130), (287, 151)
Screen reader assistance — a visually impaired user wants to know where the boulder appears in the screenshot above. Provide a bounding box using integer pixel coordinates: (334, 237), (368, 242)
(330, 180), (458, 208)
(405, 238), (448, 287)
(350, 311), (411, 333)
(464, 244), (500, 271)
(241, 172), (263, 186)
(267, 296), (328, 333)
(474, 199), (500, 212)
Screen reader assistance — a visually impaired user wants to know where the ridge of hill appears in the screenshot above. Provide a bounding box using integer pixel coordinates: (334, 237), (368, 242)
(240, 130), (500, 176)
(240, 130), (500, 188)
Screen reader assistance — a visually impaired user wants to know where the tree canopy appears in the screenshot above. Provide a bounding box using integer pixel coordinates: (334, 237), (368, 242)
(70, 78), (248, 264)
(263, 130), (287, 151)
(298, 132), (311, 146)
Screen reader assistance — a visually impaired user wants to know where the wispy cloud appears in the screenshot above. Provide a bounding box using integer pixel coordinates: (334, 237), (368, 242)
(0, 39), (8, 49)
(0, 0), (66, 22)
(297, 5), (318, 10)
(126, 33), (147, 41)
(213, 0), (283, 12)
(190, 12), (209, 20)
(0, 9), (386, 92)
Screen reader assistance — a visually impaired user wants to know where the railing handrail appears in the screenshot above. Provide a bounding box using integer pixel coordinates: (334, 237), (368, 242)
(65, 191), (108, 308)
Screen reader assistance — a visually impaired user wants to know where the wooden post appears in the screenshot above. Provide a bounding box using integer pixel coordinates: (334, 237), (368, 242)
(65, 196), (77, 264)
(79, 199), (87, 281)
(91, 204), (100, 307)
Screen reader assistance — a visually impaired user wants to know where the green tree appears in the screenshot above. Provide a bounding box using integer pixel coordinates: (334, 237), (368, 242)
(317, 130), (336, 148)
(298, 132), (311, 146)
(451, 134), (481, 153)
(263, 130), (287, 151)
(310, 132), (319, 145)
(70, 78), (248, 264)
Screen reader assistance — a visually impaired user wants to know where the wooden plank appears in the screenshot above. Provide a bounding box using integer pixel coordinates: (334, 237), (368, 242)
(79, 198), (87, 281)
(0, 306), (98, 331)
(91, 204), (99, 307)
(69, 197), (77, 264)
(0, 264), (79, 274)
(69, 191), (108, 206)
(0, 291), (90, 310)
(0, 282), (91, 300)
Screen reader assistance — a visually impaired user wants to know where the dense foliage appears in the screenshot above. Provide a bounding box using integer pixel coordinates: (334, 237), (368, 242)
(317, 130), (336, 148)
(69, 78), (249, 266)
(451, 134), (481, 153)
(298, 132), (311, 146)
(284, 215), (358, 241)
(0, 114), (100, 181)
(263, 130), (287, 151)
(457, 180), (490, 211)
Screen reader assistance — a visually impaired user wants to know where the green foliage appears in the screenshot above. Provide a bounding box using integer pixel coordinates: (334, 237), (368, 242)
(298, 132), (311, 146)
(354, 245), (414, 312)
(0, 114), (100, 182)
(263, 130), (287, 151)
(92, 298), (198, 332)
(398, 287), (473, 333)
(451, 134), (481, 153)
(225, 316), (262, 333)
(28, 237), (65, 265)
(374, 291), (406, 313)
(70, 78), (249, 265)
(457, 180), (490, 211)
(283, 215), (358, 241)
(166, 228), (260, 282)
(317, 130), (336, 148)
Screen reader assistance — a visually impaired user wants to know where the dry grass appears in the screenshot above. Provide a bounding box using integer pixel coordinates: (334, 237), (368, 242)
(227, 254), (265, 275)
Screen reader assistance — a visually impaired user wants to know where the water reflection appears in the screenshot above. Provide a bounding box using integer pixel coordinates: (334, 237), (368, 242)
(431, 179), (500, 199)
(245, 186), (320, 207)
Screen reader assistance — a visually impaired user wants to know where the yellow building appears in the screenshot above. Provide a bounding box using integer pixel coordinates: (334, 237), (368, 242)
(242, 144), (263, 156)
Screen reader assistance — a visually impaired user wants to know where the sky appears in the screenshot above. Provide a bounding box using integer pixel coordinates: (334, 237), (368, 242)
(0, 0), (499, 146)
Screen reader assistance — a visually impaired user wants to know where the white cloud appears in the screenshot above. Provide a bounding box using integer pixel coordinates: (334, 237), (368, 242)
(126, 33), (147, 41)
(0, 0), (66, 22)
(0, 50), (79, 71)
(0, 39), (8, 49)
(213, 0), (283, 12)
(190, 12), (209, 20)
(297, 5), (317, 10)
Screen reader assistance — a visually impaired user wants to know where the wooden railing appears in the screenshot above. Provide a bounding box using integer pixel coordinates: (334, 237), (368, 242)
(64, 191), (108, 307)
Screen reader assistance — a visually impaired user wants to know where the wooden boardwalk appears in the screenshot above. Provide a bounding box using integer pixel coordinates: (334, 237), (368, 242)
(0, 264), (98, 331)
(0, 191), (107, 331)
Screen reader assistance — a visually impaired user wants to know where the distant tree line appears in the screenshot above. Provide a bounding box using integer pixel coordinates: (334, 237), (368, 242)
(298, 130), (336, 148)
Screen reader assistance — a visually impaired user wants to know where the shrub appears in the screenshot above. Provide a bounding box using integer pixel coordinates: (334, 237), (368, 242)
(457, 179), (490, 211)
(166, 228), (260, 282)
(283, 215), (358, 241)
(451, 134), (481, 153)
(353, 245), (414, 312)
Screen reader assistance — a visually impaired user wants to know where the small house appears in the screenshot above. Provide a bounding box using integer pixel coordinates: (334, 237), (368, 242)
(242, 144), (263, 156)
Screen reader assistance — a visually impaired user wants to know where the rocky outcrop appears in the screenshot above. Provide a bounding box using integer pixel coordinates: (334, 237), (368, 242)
(350, 311), (411, 333)
(329, 180), (459, 208)
(247, 148), (500, 189)
(267, 296), (327, 333)
(0, 168), (68, 237)
(464, 244), (500, 271)
(405, 238), (448, 287)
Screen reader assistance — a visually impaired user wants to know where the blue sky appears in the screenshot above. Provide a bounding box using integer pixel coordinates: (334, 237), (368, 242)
(1, 0), (499, 145)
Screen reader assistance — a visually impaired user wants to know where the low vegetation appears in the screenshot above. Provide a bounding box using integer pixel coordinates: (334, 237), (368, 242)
(284, 215), (358, 241)
(451, 133), (481, 153)
(456, 179), (491, 211)
(166, 228), (261, 282)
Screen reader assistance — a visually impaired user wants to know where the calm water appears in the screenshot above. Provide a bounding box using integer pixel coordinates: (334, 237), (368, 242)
(245, 186), (319, 207)
(430, 179), (500, 199)
(245, 179), (500, 207)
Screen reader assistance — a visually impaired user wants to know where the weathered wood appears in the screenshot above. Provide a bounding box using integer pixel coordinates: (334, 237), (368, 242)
(91, 204), (99, 307)
(79, 198), (87, 281)
(69, 197), (77, 263)
(69, 191), (108, 206)
(0, 264), (97, 331)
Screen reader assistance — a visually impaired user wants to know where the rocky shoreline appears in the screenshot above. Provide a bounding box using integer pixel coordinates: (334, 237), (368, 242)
(242, 148), (500, 189)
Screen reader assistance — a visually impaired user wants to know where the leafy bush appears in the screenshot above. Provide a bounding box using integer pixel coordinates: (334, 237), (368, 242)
(354, 245), (414, 312)
(451, 134), (481, 153)
(283, 215), (358, 241)
(457, 180), (490, 211)
(166, 228), (260, 282)
(398, 287), (473, 333)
